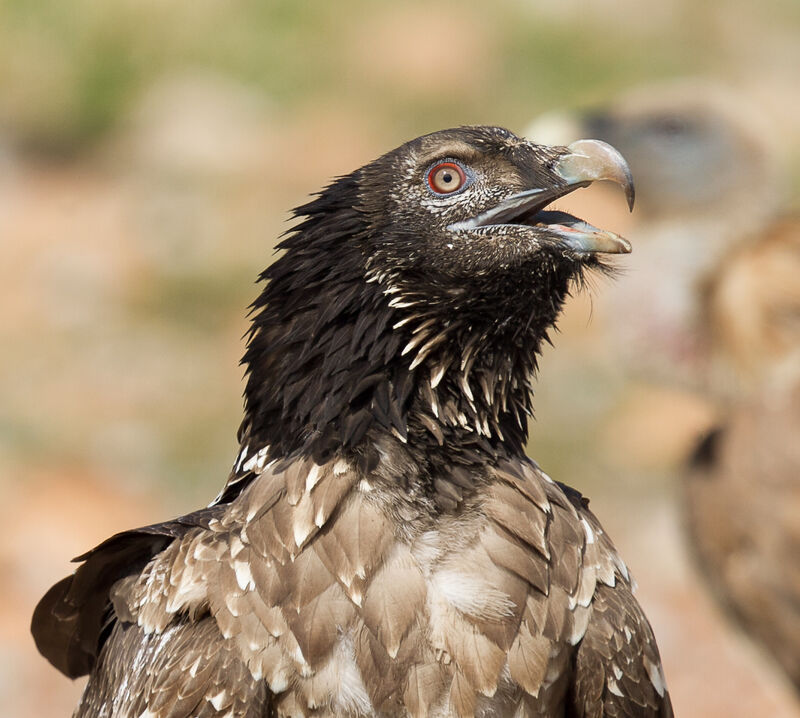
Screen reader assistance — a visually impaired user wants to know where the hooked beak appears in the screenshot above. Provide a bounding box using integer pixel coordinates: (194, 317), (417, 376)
(554, 139), (635, 211)
(449, 139), (635, 256)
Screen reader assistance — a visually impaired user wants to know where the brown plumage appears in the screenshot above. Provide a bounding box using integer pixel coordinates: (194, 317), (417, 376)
(32, 126), (672, 717)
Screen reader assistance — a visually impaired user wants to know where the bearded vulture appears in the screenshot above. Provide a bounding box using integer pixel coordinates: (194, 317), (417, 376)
(33, 126), (673, 718)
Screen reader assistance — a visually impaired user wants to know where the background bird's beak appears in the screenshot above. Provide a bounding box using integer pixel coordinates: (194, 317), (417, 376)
(554, 139), (635, 211)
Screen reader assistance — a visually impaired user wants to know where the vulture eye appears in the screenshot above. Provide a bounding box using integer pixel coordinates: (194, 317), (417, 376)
(427, 161), (468, 194)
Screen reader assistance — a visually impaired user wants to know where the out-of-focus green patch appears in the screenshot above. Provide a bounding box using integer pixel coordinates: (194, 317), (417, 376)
(0, 0), (146, 153)
(161, 406), (243, 499)
(128, 269), (255, 333)
(498, 17), (706, 124)
(0, 416), (52, 458)
(70, 38), (139, 147)
(0, 0), (746, 155)
(0, 0), (353, 152)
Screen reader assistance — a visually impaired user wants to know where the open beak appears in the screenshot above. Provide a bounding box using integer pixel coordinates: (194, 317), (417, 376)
(449, 139), (634, 255)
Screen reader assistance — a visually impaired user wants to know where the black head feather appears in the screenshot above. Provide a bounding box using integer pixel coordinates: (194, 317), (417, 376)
(236, 126), (631, 482)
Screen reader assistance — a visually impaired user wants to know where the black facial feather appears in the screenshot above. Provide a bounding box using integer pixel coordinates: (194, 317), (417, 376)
(237, 126), (613, 487)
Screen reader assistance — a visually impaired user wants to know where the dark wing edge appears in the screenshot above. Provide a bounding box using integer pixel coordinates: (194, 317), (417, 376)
(31, 506), (224, 678)
(569, 580), (674, 717)
(557, 482), (674, 717)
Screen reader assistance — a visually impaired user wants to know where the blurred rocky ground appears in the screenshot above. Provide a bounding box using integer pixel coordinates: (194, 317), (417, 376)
(1, 0), (799, 715)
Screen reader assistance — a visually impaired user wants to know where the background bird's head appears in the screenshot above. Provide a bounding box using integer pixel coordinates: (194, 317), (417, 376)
(525, 82), (784, 385)
(526, 82), (777, 225)
(240, 126), (634, 467)
(703, 217), (800, 394)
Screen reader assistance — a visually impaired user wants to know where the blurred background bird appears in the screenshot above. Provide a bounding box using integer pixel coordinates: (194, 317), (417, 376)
(527, 79), (800, 698)
(2, 1), (799, 717)
(525, 79), (785, 386)
(685, 216), (800, 693)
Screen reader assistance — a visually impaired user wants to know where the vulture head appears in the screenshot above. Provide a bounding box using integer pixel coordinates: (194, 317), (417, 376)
(356, 126), (632, 279)
(237, 126), (633, 476)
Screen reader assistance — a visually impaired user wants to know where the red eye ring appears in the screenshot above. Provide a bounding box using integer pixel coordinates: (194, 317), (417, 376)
(427, 161), (468, 194)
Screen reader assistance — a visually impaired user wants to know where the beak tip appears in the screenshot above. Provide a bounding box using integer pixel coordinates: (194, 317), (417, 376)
(558, 139), (635, 213)
(624, 167), (635, 211)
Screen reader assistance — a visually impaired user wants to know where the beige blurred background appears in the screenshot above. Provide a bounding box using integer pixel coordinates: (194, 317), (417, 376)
(2, 1), (799, 716)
